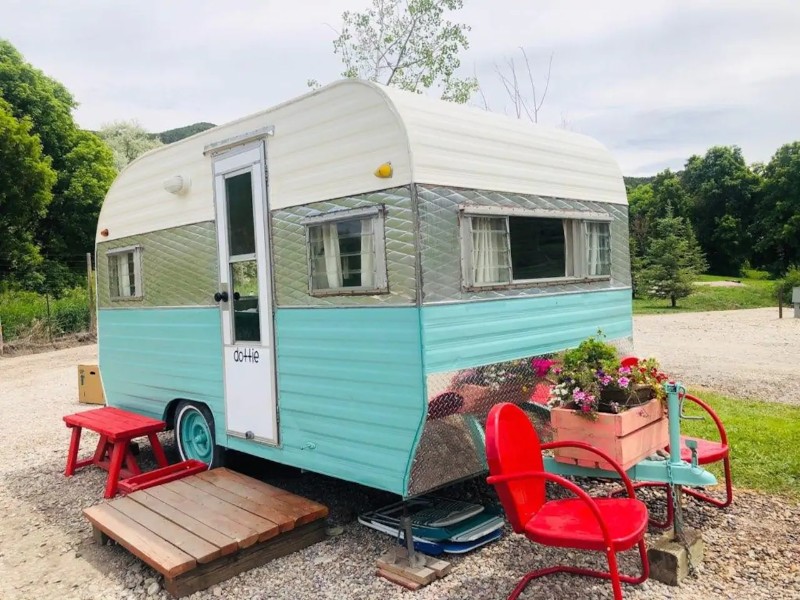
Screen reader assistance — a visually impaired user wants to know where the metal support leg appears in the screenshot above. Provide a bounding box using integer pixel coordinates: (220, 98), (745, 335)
(400, 514), (425, 568)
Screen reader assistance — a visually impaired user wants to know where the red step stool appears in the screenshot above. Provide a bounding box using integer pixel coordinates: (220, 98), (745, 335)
(64, 406), (177, 498)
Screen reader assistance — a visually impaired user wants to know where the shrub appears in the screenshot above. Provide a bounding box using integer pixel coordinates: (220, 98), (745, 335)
(0, 287), (89, 341)
(52, 288), (90, 334)
(774, 267), (800, 305)
(741, 269), (771, 281)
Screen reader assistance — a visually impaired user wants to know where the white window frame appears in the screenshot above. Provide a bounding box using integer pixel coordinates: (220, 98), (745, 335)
(459, 206), (612, 290)
(107, 245), (144, 300)
(302, 206), (388, 296)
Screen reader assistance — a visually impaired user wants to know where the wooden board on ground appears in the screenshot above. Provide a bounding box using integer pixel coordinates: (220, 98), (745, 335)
(376, 551), (451, 590)
(83, 469), (330, 597)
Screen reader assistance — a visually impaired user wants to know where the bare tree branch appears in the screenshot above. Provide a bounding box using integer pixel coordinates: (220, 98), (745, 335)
(386, 14), (419, 85)
(536, 52), (554, 117)
(474, 65), (489, 110)
(495, 48), (555, 123)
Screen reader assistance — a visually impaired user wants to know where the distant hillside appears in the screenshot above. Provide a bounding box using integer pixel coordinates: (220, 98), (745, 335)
(157, 122), (216, 144)
(624, 175), (656, 190)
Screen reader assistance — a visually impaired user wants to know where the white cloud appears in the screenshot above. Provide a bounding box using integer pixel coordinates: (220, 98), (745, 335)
(2, 0), (799, 173)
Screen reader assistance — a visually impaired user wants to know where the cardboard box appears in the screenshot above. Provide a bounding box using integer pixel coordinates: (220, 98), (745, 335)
(78, 364), (105, 405)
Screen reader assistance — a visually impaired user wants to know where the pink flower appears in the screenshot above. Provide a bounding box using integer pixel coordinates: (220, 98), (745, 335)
(581, 403), (592, 412)
(619, 366), (632, 375)
(618, 376), (631, 388)
(601, 375), (612, 386)
(531, 358), (554, 378)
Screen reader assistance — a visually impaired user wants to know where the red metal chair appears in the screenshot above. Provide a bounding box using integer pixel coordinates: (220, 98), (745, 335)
(617, 357), (733, 528)
(486, 403), (650, 600)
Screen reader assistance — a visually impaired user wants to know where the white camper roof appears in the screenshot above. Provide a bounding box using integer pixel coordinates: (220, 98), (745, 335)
(97, 80), (626, 242)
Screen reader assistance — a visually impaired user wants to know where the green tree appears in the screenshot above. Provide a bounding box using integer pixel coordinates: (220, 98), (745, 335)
(38, 131), (116, 276)
(0, 39), (117, 290)
(330, 0), (477, 103)
(98, 120), (163, 170)
(627, 182), (654, 266)
(682, 146), (761, 275)
(0, 98), (56, 285)
(638, 213), (707, 308)
(627, 169), (690, 271)
(753, 142), (800, 275)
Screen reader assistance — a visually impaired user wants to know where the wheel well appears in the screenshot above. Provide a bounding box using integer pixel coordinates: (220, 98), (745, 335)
(164, 398), (205, 430)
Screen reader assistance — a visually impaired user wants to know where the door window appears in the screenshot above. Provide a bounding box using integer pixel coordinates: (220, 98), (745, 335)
(224, 170), (260, 342)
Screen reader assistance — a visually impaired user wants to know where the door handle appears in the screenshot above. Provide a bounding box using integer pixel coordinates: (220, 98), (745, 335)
(214, 291), (229, 303)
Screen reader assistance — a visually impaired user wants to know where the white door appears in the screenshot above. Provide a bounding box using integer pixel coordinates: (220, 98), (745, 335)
(213, 144), (278, 445)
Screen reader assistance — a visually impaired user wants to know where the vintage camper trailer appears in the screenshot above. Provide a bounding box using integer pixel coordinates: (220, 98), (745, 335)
(95, 79), (632, 498)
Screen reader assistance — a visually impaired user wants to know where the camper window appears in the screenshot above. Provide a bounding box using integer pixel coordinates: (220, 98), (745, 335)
(107, 246), (143, 299)
(304, 207), (387, 295)
(461, 212), (611, 288)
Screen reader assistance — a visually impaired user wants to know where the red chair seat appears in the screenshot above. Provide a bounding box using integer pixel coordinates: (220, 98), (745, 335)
(525, 498), (648, 552)
(676, 435), (728, 464)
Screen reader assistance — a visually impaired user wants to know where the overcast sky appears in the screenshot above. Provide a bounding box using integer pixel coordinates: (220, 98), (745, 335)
(3, 0), (799, 175)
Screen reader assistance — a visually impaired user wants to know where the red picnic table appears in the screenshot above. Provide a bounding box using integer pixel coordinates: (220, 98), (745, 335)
(64, 407), (170, 498)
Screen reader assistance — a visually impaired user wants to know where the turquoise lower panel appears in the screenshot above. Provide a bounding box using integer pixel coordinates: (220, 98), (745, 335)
(267, 307), (426, 495)
(98, 308), (226, 442)
(421, 289), (633, 373)
(99, 306), (427, 496)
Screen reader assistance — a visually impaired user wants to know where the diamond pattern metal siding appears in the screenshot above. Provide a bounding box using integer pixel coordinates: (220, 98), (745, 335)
(271, 187), (417, 307)
(417, 186), (630, 304)
(97, 222), (218, 308)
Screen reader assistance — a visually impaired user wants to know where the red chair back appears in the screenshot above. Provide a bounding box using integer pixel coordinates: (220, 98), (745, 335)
(486, 403), (546, 533)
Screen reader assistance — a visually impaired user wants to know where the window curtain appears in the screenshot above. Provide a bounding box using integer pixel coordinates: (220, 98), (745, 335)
(586, 222), (602, 276)
(322, 223), (343, 288)
(118, 254), (132, 297)
(360, 218), (375, 287)
(472, 217), (505, 284)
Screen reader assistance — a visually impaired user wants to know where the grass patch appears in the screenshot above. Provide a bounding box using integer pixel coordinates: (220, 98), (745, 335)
(0, 288), (90, 341)
(682, 389), (800, 497)
(633, 274), (777, 314)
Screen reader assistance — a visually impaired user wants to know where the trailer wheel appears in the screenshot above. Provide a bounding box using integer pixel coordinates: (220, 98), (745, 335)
(175, 401), (223, 468)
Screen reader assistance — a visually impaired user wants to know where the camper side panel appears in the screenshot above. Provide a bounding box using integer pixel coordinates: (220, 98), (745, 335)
(97, 307), (226, 441)
(404, 185), (633, 495)
(228, 307), (425, 494)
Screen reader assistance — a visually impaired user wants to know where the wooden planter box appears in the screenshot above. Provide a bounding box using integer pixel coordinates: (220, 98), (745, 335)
(550, 397), (668, 471)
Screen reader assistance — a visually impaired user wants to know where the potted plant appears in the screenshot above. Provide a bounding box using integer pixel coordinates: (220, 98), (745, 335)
(544, 334), (670, 471)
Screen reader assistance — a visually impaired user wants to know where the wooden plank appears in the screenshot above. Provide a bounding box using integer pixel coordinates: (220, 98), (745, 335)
(113, 497), (222, 564)
(84, 504), (195, 577)
(144, 486), (259, 549)
(128, 491), (238, 556)
(377, 554), (437, 585)
(164, 520), (327, 598)
(165, 480), (279, 542)
(426, 558), (452, 578)
(376, 568), (423, 591)
(195, 471), (303, 531)
(207, 469), (328, 524)
(180, 477), (291, 535)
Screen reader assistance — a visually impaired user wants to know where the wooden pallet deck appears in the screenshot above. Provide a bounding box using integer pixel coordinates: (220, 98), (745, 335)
(84, 468), (329, 597)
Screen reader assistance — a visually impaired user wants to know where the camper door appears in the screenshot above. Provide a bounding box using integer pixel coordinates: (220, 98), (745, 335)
(212, 145), (278, 445)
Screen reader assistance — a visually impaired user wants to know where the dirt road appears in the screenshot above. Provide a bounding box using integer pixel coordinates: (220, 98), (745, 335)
(635, 307), (800, 405)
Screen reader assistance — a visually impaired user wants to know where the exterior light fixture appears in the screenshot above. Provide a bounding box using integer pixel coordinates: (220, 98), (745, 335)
(163, 175), (191, 195)
(374, 162), (393, 178)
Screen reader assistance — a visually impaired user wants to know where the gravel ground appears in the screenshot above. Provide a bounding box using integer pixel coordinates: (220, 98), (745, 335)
(634, 307), (800, 406)
(1, 312), (799, 600)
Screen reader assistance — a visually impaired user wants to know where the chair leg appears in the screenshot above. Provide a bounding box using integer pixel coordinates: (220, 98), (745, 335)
(104, 440), (127, 499)
(65, 427), (82, 476)
(506, 540), (649, 600)
(683, 456), (733, 508)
